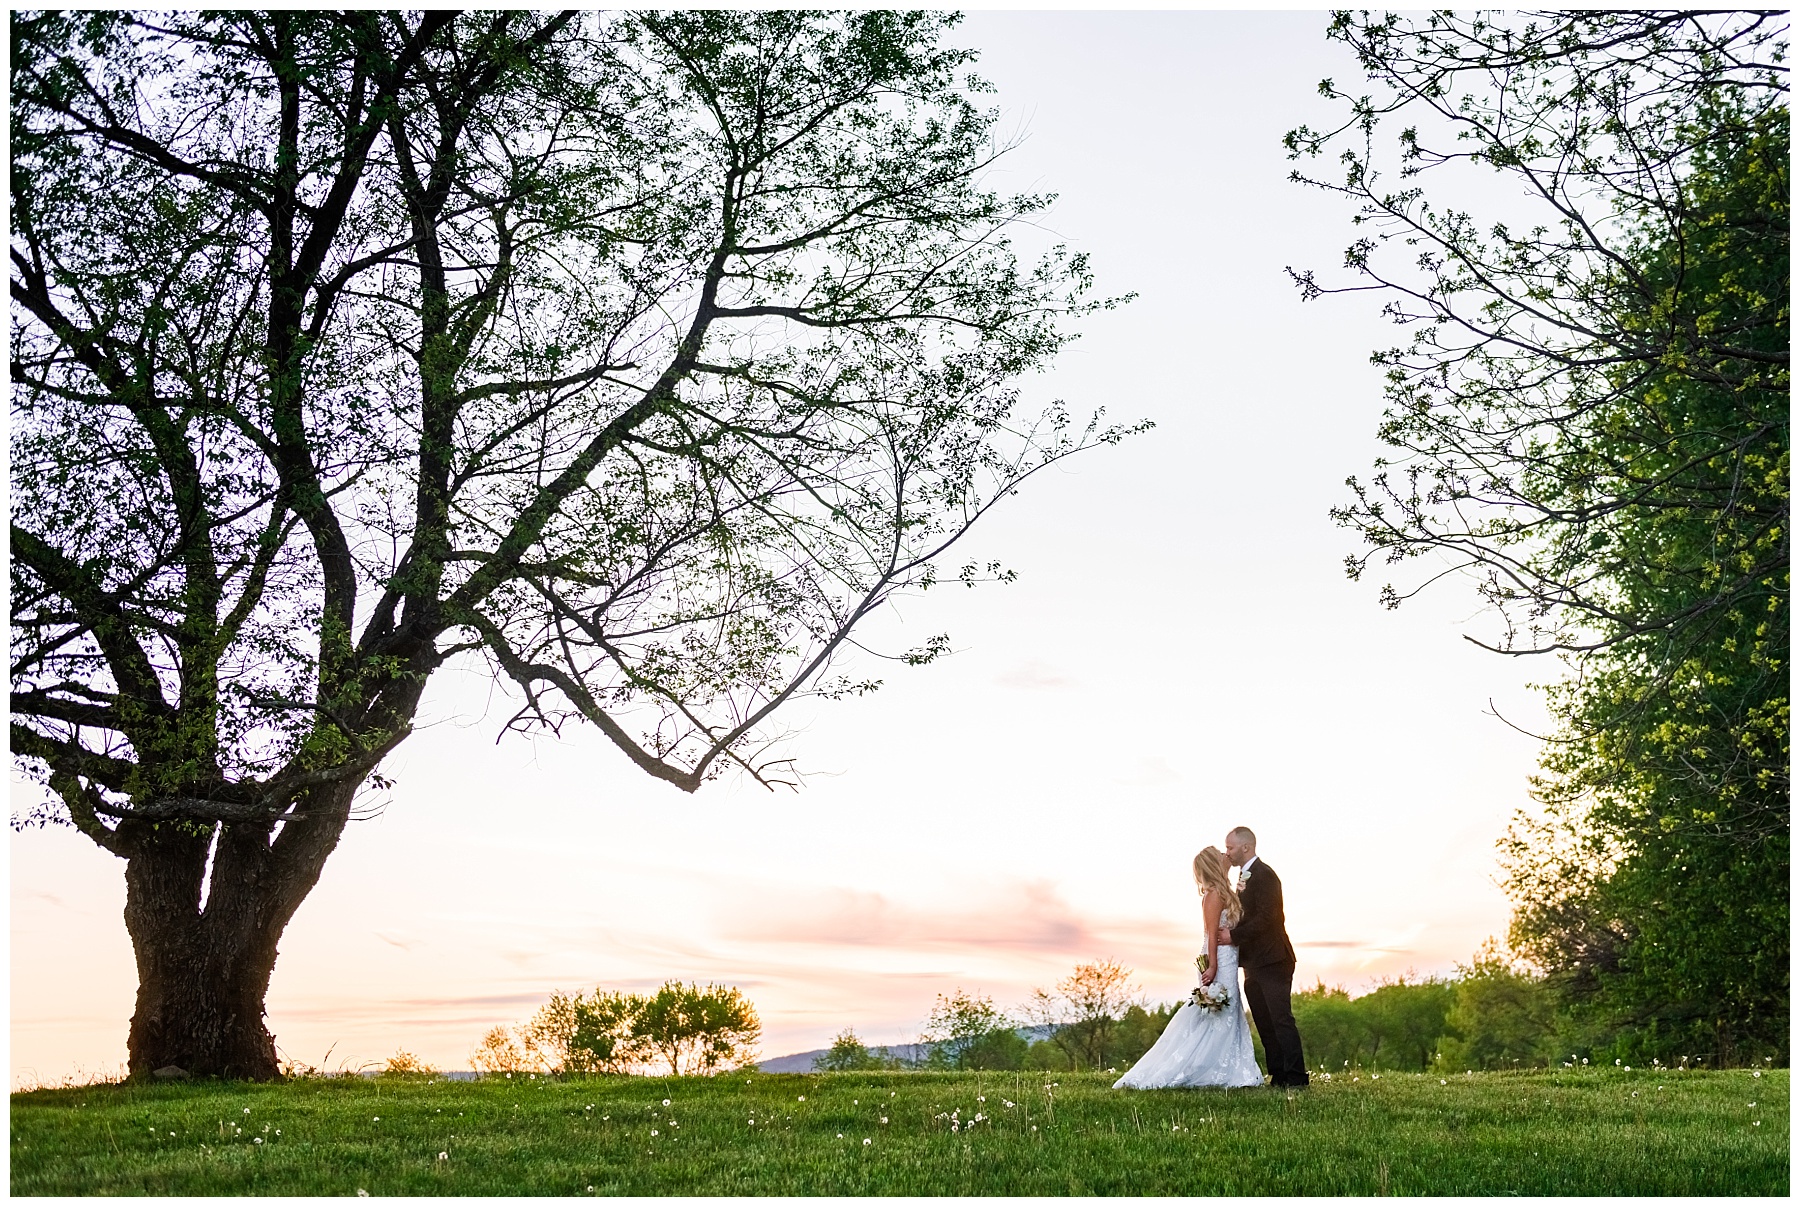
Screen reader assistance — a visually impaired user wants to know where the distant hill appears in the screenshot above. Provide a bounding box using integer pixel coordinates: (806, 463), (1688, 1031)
(757, 1026), (1059, 1073)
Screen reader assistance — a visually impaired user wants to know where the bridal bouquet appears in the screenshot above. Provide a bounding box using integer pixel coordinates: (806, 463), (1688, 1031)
(1189, 983), (1230, 1012)
(1189, 954), (1228, 1011)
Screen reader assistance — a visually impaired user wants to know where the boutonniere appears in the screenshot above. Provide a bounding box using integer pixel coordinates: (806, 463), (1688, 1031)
(1238, 867), (1252, 891)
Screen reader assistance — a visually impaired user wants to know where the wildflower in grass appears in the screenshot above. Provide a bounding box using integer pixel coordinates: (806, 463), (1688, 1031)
(373, 1117), (380, 1122)
(243, 1108), (251, 1115)
(880, 1117), (888, 1124)
(863, 1138), (871, 1145)
(650, 1130), (658, 1137)
(438, 1151), (449, 1161)
(798, 1096), (805, 1102)
(253, 1137), (264, 1145)
(1440, 1079), (1447, 1085)
(357, 1191), (369, 1198)
(837, 1133), (844, 1139)
(1753, 1070), (1763, 1079)
(662, 1099), (670, 1107)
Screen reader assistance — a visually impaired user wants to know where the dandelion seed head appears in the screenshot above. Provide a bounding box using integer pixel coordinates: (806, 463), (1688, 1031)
(663, 1099), (671, 1106)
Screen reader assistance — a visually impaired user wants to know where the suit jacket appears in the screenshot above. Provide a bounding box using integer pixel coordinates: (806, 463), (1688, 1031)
(1232, 858), (1297, 971)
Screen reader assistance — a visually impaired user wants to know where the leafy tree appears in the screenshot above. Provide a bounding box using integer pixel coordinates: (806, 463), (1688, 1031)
(567, 990), (651, 1075)
(1358, 975), (1455, 1071)
(632, 981), (760, 1077)
(1437, 942), (1557, 1071)
(1292, 981), (1368, 1072)
(812, 1028), (898, 1072)
(1289, 10), (1788, 1064)
(9, 11), (1133, 1079)
(1112, 1002), (1180, 1069)
(920, 988), (1020, 1070)
(1029, 959), (1137, 1071)
(1505, 104), (1789, 1065)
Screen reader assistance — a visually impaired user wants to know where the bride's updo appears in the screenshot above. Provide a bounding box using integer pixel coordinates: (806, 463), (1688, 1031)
(1192, 846), (1242, 918)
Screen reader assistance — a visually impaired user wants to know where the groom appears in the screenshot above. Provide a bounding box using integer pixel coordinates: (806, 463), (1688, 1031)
(1217, 826), (1309, 1088)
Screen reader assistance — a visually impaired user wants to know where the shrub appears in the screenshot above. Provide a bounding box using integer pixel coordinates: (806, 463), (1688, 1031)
(470, 1026), (530, 1075)
(381, 1050), (438, 1077)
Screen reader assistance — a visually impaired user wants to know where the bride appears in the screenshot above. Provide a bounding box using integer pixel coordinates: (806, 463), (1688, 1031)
(1113, 846), (1264, 1089)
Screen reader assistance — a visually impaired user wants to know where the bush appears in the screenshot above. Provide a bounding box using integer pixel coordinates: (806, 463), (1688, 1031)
(381, 1050), (438, 1078)
(470, 1026), (530, 1075)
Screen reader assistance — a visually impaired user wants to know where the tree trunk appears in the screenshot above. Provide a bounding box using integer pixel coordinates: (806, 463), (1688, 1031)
(122, 783), (358, 1080)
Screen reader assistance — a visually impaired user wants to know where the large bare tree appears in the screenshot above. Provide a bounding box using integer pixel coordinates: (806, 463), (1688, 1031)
(10, 10), (1136, 1079)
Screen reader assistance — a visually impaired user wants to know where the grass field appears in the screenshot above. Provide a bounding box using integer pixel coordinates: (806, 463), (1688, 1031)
(11, 1067), (1786, 1195)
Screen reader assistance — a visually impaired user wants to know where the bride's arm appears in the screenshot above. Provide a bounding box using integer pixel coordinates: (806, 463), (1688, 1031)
(1201, 892), (1222, 985)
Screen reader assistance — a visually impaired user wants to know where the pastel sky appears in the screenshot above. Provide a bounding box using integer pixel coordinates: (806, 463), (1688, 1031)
(11, 11), (1557, 1088)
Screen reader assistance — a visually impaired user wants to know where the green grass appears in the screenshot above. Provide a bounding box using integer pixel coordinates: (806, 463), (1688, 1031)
(11, 1067), (1787, 1195)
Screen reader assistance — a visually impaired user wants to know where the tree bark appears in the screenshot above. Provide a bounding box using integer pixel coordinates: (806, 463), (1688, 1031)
(121, 782), (359, 1080)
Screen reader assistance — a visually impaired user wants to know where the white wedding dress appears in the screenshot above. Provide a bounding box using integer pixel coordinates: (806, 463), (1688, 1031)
(1113, 916), (1264, 1090)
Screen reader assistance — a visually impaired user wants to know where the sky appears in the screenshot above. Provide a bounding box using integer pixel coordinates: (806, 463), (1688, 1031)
(11, 11), (1560, 1087)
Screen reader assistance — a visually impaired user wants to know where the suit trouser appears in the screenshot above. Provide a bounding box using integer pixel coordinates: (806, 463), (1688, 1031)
(1242, 962), (1308, 1086)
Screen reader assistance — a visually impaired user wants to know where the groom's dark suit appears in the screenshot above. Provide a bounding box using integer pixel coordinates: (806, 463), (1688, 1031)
(1231, 858), (1309, 1088)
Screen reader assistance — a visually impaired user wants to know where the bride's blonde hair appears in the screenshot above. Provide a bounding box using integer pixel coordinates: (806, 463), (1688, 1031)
(1192, 846), (1242, 918)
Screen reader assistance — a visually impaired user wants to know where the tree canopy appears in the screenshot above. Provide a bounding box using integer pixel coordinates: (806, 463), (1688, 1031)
(9, 10), (1134, 1078)
(1289, 9), (1788, 1063)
